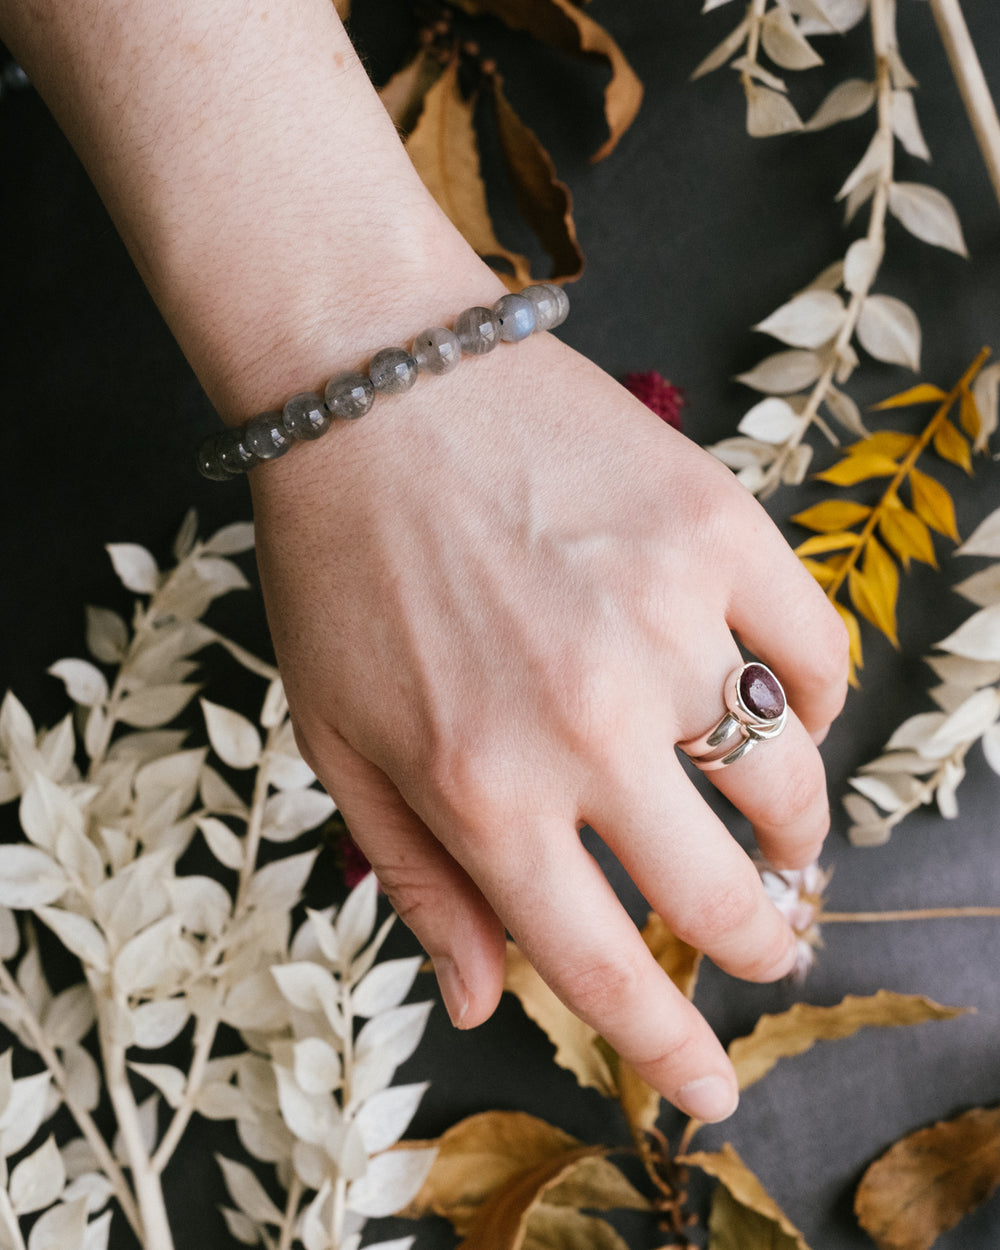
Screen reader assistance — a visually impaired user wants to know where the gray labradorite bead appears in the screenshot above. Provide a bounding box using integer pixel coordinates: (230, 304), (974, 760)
(522, 283), (568, 331)
(412, 326), (462, 374)
(494, 293), (536, 342)
(196, 434), (233, 481)
(244, 410), (293, 459)
(283, 390), (331, 441)
(455, 305), (500, 355)
(369, 347), (418, 394)
(325, 370), (375, 420)
(217, 429), (258, 474)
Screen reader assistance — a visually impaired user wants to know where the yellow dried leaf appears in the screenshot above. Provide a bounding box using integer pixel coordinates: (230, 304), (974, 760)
(795, 531), (862, 557)
(871, 383), (948, 409)
(522, 1207), (630, 1250)
(932, 419), (972, 473)
(727, 992), (967, 1093)
(503, 943), (615, 1096)
(855, 1104), (1000, 1250)
(399, 1110), (586, 1233)
(492, 75), (583, 283)
(833, 601), (863, 684)
(909, 468), (959, 541)
(791, 500), (873, 533)
(878, 504), (936, 570)
(379, 48), (444, 135)
(848, 430), (918, 459)
(543, 1155), (651, 1211)
(641, 911), (702, 1001)
(815, 452), (901, 485)
(334, 0), (350, 18)
(705, 1182), (809, 1250)
(405, 61), (532, 286)
(849, 535), (899, 646)
(960, 387), (982, 440)
(799, 557), (837, 587)
(450, 0), (643, 161)
(679, 1145), (809, 1250)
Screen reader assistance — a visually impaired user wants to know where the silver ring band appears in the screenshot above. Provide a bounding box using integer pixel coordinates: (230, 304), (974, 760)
(679, 662), (787, 771)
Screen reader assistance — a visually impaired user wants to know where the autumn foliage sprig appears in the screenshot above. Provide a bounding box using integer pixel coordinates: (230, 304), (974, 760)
(792, 348), (998, 681)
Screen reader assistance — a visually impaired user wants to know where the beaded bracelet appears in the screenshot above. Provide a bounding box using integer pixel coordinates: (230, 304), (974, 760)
(196, 283), (569, 481)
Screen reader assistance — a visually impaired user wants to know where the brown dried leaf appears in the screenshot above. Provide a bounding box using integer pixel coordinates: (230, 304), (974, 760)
(855, 1105), (1000, 1250)
(405, 61), (532, 285)
(543, 1155), (651, 1211)
(334, 0), (351, 19)
(641, 912), (702, 1001)
(522, 1206), (630, 1250)
(679, 1144), (809, 1250)
(728, 992), (967, 1093)
(399, 1110), (586, 1234)
(492, 75), (583, 283)
(706, 1179), (809, 1250)
(450, 0), (643, 160)
(503, 943), (615, 1096)
(379, 48), (444, 135)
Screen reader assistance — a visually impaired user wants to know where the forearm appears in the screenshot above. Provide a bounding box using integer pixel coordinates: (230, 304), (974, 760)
(0, 0), (498, 421)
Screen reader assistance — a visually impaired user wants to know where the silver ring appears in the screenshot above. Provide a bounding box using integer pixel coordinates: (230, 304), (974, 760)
(679, 662), (787, 771)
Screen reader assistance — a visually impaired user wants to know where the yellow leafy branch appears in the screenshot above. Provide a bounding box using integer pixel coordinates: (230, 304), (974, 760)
(793, 347), (991, 681)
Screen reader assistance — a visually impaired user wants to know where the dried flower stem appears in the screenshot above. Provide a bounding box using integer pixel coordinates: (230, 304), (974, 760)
(0, 959), (144, 1239)
(825, 346), (991, 604)
(276, 1174), (305, 1250)
(822, 906), (1000, 922)
(928, 0), (1000, 209)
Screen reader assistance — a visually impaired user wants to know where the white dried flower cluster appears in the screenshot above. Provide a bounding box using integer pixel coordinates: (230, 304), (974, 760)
(697, 0), (976, 497)
(0, 513), (432, 1250)
(846, 505), (1000, 845)
(759, 860), (831, 981)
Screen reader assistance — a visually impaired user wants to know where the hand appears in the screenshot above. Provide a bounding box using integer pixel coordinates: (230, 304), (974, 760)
(250, 328), (849, 1123)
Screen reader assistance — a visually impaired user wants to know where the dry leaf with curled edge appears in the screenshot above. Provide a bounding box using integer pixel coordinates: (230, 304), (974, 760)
(449, 0), (643, 161)
(728, 992), (968, 1093)
(855, 1104), (1000, 1250)
(679, 1144), (810, 1250)
(405, 60), (533, 287)
(379, 47), (444, 136)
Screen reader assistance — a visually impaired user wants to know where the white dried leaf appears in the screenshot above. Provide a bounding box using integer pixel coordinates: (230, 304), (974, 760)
(26, 1197), (88, 1250)
(266, 753), (316, 792)
(843, 237), (883, 296)
(707, 436), (773, 470)
(755, 290), (846, 349)
(939, 604), (1000, 661)
(16, 937), (51, 1015)
(60, 1139), (99, 1182)
(760, 8), (822, 70)
(848, 774), (914, 813)
(355, 1001), (433, 1079)
(346, 1147), (437, 1218)
(291, 1139), (329, 1191)
(192, 556), (250, 597)
(47, 660), (108, 709)
(42, 985), (94, 1048)
(136, 748), (205, 812)
(926, 654), (1000, 687)
(131, 998), (190, 1049)
(981, 723), (1000, 775)
(954, 567), (1000, 609)
(857, 294), (920, 370)
(703, 0), (737, 10)
(62, 1044), (100, 1113)
(0, 909), (18, 961)
(957, 507), (1000, 558)
(113, 915), (182, 994)
(931, 678), (981, 710)
(292, 1038), (341, 1096)
(354, 1082), (428, 1156)
(885, 711), (948, 755)
(204, 521), (255, 556)
(271, 962), (340, 1016)
(805, 259), (844, 292)
(166, 875), (232, 936)
(220, 1207), (259, 1246)
(199, 765), (248, 817)
(798, 0), (866, 34)
(744, 80), (803, 136)
(107, 728), (188, 764)
(201, 699), (262, 770)
(274, 1066), (338, 1146)
(55, 829), (104, 893)
(971, 363), (1000, 453)
(81, 1210), (112, 1250)
(691, 16), (750, 79)
(805, 77), (875, 130)
(222, 971), (290, 1033)
(197, 816), (245, 870)
(10, 1136), (65, 1215)
(195, 1083), (247, 1120)
(363, 1240), (415, 1250)
(337, 873), (379, 964)
(300, 1181), (334, 1250)
(21, 773), (85, 851)
(891, 90), (930, 160)
(888, 182), (968, 257)
(304, 909), (341, 964)
(37, 716), (76, 784)
(129, 1062), (186, 1109)
(0, 847), (69, 909)
(0, 1071), (52, 1158)
(844, 793), (892, 846)
(352, 955), (422, 1018)
(117, 684), (199, 729)
(936, 760), (965, 818)
(736, 349), (823, 393)
(237, 1111), (293, 1166)
(262, 789), (335, 843)
(735, 462), (768, 493)
(246, 850), (318, 912)
(84, 607), (129, 665)
(62, 1173), (114, 1216)
(837, 131), (891, 202)
(927, 687), (1000, 751)
(822, 386), (866, 438)
(348, 913), (396, 985)
(844, 173), (879, 225)
(887, 45), (918, 91)
(106, 543), (159, 595)
(732, 55), (787, 93)
(217, 1155), (284, 1227)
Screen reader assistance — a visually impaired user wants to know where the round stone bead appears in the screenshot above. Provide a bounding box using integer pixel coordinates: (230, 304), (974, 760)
(217, 429), (259, 475)
(244, 410), (293, 460)
(494, 293), (536, 342)
(195, 434), (233, 481)
(412, 326), (462, 374)
(325, 371), (375, 420)
(739, 663), (785, 721)
(283, 391), (331, 441)
(455, 305), (500, 355)
(369, 347), (418, 394)
(522, 283), (567, 331)
(539, 282), (569, 328)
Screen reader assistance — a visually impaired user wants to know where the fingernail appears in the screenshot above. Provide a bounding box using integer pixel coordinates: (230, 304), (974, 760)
(433, 956), (469, 1029)
(677, 1075), (739, 1123)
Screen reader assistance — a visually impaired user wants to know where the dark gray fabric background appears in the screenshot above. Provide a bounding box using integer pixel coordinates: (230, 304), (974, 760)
(1, 1), (999, 1246)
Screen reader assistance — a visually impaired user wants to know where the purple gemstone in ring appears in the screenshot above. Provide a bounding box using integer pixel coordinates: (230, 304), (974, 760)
(739, 663), (785, 721)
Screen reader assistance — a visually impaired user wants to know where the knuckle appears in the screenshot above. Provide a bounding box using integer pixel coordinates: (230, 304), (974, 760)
(673, 874), (760, 947)
(769, 752), (827, 829)
(555, 949), (647, 1023)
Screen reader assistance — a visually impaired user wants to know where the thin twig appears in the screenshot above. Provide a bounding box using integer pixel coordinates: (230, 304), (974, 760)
(822, 906), (1000, 922)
